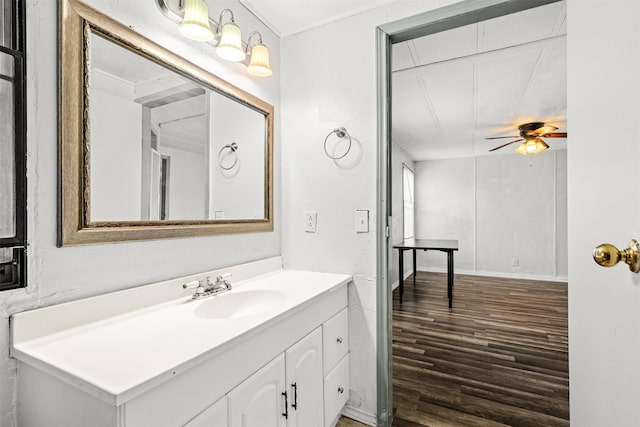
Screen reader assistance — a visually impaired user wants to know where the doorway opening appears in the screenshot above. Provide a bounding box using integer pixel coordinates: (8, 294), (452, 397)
(376, 1), (567, 425)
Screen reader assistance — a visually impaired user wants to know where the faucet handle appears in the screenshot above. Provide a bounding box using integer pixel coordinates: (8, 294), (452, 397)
(216, 273), (232, 281)
(215, 273), (232, 290)
(183, 279), (207, 294)
(182, 280), (200, 290)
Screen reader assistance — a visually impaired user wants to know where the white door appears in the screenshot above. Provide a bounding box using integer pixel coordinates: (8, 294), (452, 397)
(150, 148), (162, 220)
(569, 1), (640, 424)
(285, 327), (324, 427)
(228, 354), (287, 427)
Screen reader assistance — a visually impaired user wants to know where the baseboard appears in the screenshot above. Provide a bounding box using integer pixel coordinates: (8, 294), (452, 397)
(342, 405), (377, 426)
(391, 269), (412, 291)
(416, 266), (568, 283)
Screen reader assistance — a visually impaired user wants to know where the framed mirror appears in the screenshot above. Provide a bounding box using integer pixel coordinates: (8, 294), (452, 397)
(59, 0), (274, 245)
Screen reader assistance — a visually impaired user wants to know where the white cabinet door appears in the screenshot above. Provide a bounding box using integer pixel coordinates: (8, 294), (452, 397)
(285, 327), (324, 427)
(184, 396), (228, 427)
(228, 354), (286, 427)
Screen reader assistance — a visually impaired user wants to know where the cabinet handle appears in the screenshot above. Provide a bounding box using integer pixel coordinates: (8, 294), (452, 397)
(338, 387), (344, 394)
(282, 391), (288, 419)
(291, 383), (298, 410)
(336, 337), (343, 344)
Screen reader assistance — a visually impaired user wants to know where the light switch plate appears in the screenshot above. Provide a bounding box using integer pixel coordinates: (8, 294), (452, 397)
(355, 209), (369, 233)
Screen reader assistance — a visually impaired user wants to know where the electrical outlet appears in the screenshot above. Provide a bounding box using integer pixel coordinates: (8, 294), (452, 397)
(304, 211), (317, 233)
(511, 258), (519, 267)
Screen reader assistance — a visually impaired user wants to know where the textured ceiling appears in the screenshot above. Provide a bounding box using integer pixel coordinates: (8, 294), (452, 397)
(392, 1), (567, 160)
(91, 33), (207, 151)
(239, 0), (401, 37)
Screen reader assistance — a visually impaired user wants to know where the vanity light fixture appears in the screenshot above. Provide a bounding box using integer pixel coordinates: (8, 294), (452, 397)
(161, 0), (272, 76)
(179, 0), (215, 41)
(216, 9), (245, 62)
(515, 137), (549, 155)
(246, 31), (272, 77)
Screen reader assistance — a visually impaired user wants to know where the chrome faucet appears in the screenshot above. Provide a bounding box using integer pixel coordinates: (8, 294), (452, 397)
(214, 273), (232, 291)
(182, 273), (233, 300)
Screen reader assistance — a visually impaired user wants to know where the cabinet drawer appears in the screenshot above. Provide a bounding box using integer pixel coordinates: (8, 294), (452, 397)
(323, 308), (348, 374)
(323, 354), (349, 427)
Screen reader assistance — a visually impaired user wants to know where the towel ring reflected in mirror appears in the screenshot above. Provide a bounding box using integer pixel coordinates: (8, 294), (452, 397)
(218, 142), (239, 170)
(324, 127), (352, 160)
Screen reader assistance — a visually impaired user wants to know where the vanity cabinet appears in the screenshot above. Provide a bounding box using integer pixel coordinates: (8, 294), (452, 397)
(228, 354), (287, 427)
(285, 327), (324, 427)
(184, 397), (228, 427)
(12, 266), (351, 427)
(186, 326), (329, 427)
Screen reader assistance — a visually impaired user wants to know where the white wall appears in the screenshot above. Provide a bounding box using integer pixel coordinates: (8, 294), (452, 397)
(280, 0), (458, 422)
(413, 150), (567, 280)
(209, 92), (265, 219)
(90, 74), (143, 221)
(0, 1), (280, 425)
(389, 143), (415, 285)
(414, 157), (476, 272)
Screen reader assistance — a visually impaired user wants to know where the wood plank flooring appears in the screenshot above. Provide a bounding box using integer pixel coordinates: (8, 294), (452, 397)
(392, 272), (569, 427)
(337, 416), (370, 427)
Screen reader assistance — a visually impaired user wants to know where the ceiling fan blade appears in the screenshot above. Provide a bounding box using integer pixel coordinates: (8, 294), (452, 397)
(530, 125), (558, 136)
(489, 138), (523, 152)
(541, 132), (567, 138)
(485, 135), (519, 140)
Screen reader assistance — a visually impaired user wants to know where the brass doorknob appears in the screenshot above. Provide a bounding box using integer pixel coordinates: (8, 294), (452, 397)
(593, 239), (640, 273)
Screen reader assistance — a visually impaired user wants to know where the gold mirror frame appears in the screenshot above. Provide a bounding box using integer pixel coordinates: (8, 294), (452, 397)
(59, 0), (274, 246)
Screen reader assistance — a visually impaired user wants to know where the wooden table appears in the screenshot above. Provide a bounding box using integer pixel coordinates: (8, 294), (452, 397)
(392, 239), (459, 307)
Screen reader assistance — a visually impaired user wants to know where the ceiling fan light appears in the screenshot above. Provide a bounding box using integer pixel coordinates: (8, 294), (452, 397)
(515, 138), (549, 155)
(216, 22), (246, 61)
(179, 0), (215, 42)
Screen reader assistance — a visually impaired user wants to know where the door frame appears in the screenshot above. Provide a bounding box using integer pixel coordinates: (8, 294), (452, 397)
(374, 0), (562, 425)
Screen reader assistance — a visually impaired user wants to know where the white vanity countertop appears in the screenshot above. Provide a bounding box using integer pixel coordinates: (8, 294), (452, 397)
(11, 258), (351, 406)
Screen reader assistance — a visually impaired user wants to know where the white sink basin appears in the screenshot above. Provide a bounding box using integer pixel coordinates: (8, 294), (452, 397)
(193, 289), (286, 319)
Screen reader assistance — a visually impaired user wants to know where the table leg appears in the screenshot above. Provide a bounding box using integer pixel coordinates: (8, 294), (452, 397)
(447, 250), (454, 308)
(412, 249), (416, 285)
(399, 249), (404, 303)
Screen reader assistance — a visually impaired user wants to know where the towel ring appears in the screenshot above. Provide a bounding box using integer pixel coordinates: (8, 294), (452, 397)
(324, 127), (352, 160)
(218, 142), (239, 170)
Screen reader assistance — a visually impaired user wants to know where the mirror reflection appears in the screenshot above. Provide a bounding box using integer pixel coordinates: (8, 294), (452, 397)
(88, 31), (266, 222)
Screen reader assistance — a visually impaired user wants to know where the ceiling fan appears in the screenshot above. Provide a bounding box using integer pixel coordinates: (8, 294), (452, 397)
(487, 122), (567, 155)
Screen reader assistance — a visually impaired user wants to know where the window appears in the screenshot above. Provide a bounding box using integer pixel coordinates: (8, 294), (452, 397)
(402, 164), (414, 240)
(0, 0), (26, 291)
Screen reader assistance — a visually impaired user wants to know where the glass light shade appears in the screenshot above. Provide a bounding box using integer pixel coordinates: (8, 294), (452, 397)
(216, 23), (245, 61)
(515, 138), (549, 155)
(179, 0), (214, 42)
(247, 43), (272, 77)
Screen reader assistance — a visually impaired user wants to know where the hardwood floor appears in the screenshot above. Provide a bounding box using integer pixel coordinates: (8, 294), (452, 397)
(392, 271), (569, 427)
(337, 416), (370, 427)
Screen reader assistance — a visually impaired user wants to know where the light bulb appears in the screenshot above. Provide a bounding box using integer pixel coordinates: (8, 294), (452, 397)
(179, 0), (214, 42)
(216, 22), (245, 61)
(247, 43), (272, 77)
